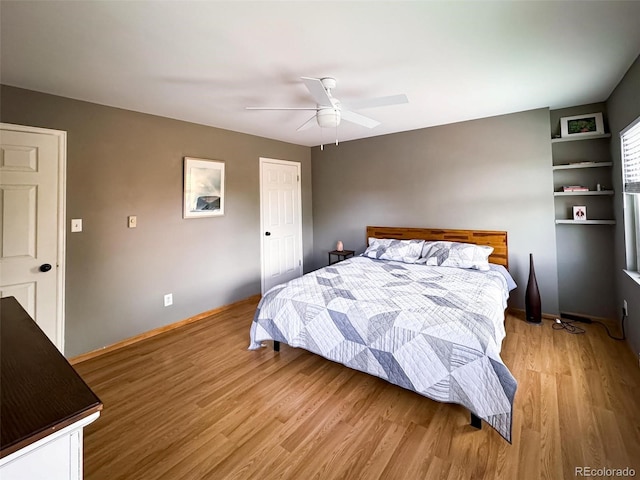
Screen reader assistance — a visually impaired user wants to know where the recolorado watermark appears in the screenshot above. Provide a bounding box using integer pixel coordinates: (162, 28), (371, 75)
(576, 466), (636, 477)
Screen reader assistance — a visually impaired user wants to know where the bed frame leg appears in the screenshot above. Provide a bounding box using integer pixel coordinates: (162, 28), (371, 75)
(273, 341), (280, 352)
(470, 412), (482, 429)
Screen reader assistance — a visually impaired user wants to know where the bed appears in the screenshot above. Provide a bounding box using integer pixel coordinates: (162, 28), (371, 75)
(249, 226), (517, 442)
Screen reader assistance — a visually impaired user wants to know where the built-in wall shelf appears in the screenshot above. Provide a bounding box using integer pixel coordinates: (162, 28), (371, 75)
(555, 219), (616, 225)
(553, 190), (614, 197)
(552, 162), (613, 170)
(551, 133), (611, 143)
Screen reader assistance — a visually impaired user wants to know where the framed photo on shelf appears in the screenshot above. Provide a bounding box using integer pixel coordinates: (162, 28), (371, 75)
(573, 205), (587, 221)
(183, 157), (225, 218)
(560, 112), (604, 139)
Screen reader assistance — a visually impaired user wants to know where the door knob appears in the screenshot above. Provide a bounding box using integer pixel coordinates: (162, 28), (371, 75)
(265, 232), (271, 236)
(39, 264), (52, 272)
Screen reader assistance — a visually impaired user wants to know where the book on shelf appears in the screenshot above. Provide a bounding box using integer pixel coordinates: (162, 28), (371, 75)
(555, 161), (596, 166)
(561, 186), (589, 192)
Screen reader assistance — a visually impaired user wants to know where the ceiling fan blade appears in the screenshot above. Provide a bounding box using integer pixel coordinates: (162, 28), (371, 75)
(246, 107), (318, 110)
(341, 110), (380, 129)
(301, 77), (333, 106)
(342, 94), (408, 111)
(297, 115), (317, 131)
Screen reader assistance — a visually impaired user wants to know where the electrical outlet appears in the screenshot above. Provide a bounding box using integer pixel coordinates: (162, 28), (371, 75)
(164, 293), (173, 307)
(623, 299), (628, 316)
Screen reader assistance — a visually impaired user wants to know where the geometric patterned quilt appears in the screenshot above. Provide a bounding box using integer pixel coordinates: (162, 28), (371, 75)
(249, 256), (517, 442)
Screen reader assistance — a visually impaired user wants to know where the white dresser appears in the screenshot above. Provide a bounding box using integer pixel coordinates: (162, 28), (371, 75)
(0, 297), (102, 479)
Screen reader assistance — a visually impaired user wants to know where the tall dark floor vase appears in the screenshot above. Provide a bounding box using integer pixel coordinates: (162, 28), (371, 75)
(525, 253), (542, 324)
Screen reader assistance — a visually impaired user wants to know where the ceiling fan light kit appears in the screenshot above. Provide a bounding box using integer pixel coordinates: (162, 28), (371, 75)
(316, 108), (341, 128)
(246, 76), (408, 145)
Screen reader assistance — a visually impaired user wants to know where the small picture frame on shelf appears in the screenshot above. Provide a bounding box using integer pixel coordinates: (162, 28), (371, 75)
(573, 206), (587, 221)
(560, 112), (604, 139)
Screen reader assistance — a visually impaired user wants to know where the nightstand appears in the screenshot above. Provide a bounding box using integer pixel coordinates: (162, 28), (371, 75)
(328, 249), (355, 265)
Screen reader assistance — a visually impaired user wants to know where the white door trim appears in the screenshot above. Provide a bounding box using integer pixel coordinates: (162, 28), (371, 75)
(259, 157), (303, 295)
(1, 123), (67, 353)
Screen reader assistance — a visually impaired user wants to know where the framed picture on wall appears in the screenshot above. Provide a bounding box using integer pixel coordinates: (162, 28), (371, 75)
(183, 157), (225, 218)
(573, 205), (587, 221)
(560, 112), (604, 138)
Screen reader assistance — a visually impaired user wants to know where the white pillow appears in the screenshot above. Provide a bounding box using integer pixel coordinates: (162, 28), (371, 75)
(363, 237), (425, 264)
(420, 241), (493, 271)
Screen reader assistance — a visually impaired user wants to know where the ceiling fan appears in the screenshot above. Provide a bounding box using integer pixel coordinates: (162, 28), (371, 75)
(246, 77), (408, 144)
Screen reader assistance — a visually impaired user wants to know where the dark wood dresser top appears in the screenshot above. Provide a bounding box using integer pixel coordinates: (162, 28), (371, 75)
(0, 296), (103, 458)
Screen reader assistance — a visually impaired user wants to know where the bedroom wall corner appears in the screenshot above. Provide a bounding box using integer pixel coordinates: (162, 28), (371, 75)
(311, 108), (560, 315)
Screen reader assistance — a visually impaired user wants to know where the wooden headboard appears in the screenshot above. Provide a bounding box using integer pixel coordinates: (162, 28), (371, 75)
(366, 226), (509, 269)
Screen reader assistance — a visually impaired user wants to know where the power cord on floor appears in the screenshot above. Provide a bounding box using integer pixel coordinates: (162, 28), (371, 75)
(553, 318), (585, 334)
(553, 310), (626, 340)
(592, 313), (626, 341)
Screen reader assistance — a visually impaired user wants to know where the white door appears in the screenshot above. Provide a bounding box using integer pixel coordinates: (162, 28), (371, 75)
(260, 158), (303, 294)
(0, 123), (66, 351)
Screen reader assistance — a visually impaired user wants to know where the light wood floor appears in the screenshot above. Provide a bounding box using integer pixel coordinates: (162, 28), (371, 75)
(75, 300), (640, 480)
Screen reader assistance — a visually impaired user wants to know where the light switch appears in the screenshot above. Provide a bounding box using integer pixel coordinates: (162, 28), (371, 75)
(128, 215), (137, 228)
(71, 219), (82, 232)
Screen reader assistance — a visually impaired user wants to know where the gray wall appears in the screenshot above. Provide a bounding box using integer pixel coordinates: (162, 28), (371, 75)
(4, 65), (636, 357)
(549, 103), (616, 319)
(311, 108), (560, 314)
(606, 54), (640, 357)
(0, 85), (313, 357)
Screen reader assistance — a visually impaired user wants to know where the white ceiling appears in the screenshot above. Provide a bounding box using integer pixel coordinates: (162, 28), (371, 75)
(2, 1), (640, 147)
